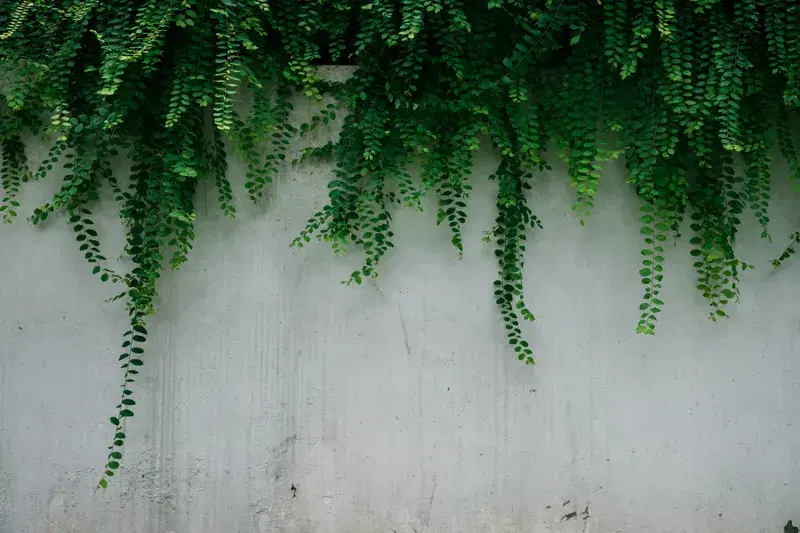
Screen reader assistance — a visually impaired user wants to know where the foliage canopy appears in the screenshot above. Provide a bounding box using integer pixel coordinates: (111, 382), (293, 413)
(1, 0), (799, 487)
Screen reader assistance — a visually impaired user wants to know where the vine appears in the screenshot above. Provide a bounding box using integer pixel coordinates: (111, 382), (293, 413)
(1, 0), (799, 487)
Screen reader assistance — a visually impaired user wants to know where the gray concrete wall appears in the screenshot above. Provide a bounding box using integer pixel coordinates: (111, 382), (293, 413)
(1, 73), (800, 532)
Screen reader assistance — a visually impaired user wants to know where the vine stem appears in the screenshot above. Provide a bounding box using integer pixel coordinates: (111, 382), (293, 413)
(97, 313), (145, 490)
(495, 0), (565, 84)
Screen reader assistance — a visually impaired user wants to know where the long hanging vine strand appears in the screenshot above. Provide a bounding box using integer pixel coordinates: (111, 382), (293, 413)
(1, 0), (799, 486)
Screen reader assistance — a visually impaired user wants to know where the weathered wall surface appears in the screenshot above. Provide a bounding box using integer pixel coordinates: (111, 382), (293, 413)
(1, 73), (800, 533)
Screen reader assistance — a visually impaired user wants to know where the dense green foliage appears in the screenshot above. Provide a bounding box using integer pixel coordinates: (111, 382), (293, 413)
(1, 0), (798, 487)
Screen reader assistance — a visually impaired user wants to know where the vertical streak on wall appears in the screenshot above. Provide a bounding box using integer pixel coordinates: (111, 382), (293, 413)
(0, 336), (8, 533)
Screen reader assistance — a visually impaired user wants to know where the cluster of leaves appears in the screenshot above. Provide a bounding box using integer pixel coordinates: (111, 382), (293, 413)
(1, 0), (799, 486)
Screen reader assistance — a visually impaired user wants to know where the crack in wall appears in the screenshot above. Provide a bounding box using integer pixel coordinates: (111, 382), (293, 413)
(396, 301), (411, 356)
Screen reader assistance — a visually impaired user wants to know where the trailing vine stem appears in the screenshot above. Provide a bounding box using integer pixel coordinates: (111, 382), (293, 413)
(1, 0), (799, 487)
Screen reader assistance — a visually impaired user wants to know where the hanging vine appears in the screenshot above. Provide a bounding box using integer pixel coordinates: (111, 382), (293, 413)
(1, 0), (798, 487)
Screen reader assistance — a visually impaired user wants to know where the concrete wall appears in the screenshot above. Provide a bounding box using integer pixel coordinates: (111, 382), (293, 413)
(1, 71), (800, 532)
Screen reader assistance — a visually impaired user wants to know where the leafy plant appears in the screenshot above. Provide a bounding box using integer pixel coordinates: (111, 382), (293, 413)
(1, 0), (799, 487)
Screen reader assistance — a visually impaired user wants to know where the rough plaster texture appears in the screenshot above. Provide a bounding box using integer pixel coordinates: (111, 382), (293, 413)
(1, 69), (800, 533)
